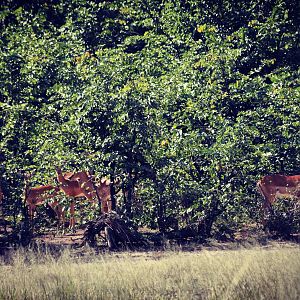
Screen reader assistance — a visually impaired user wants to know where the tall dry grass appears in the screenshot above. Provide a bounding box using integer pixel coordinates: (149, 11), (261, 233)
(0, 245), (299, 299)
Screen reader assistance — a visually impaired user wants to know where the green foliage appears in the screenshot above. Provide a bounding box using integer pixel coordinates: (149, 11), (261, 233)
(0, 0), (299, 236)
(266, 198), (300, 238)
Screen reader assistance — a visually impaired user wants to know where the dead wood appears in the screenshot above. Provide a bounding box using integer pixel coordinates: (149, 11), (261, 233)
(83, 212), (148, 250)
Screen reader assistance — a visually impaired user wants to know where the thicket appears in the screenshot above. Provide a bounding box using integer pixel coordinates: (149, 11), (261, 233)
(0, 0), (299, 238)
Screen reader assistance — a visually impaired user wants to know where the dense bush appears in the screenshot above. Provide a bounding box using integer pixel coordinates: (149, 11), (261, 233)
(266, 198), (300, 238)
(0, 0), (299, 237)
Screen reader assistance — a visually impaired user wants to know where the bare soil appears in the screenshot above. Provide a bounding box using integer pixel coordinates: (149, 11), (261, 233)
(35, 229), (86, 247)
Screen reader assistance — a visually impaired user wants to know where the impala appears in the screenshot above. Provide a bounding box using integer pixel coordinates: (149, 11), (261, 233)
(25, 184), (66, 230)
(55, 167), (117, 230)
(257, 174), (300, 215)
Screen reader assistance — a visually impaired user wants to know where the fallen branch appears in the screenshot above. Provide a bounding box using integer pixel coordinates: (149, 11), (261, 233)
(83, 212), (148, 250)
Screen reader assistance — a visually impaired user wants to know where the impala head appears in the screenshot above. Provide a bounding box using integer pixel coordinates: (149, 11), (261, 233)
(55, 166), (66, 178)
(55, 166), (61, 172)
(24, 170), (36, 181)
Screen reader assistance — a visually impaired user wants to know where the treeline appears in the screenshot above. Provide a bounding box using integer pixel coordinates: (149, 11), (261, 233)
(0, 0), (299, 237)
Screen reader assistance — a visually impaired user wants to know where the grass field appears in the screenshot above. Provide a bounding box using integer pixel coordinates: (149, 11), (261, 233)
(0, 244), (299, 300)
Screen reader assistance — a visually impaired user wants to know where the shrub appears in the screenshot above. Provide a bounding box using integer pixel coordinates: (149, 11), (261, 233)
(266, 198), (300, 238)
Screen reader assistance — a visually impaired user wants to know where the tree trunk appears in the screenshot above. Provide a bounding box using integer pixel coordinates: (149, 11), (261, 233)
(157, 195), (166, 233)
(19, 176), (32, 246)
(198, 196), (222, 239)
(124, 170), (136, 219)
(110, 175), (116, 211)
(105, 226), (117, 249)
(125, 187), (132, 219)
(156, 182), (166, 233)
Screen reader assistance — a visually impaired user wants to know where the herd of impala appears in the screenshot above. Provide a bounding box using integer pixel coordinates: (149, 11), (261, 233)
(0, 172), (299, 233)
(13, 167), (115, 232)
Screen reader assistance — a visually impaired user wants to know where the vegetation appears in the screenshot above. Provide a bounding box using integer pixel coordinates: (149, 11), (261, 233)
(0, 246), (299, 299)
(266, 197), (300, 238)
(0, 0), (300, 238)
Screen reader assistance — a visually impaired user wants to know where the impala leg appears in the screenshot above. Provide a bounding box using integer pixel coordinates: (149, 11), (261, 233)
(57, 205), (66, 234)
(49, 201), (61, 235)
(100, 197), (108, 214)
(69, 199), (76, 232)
(28, 205), (35, 226)
(61, 209), (66, 234)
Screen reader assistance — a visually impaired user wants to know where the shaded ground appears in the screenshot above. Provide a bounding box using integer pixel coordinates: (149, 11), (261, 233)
(31, 224), (300, 253)
(0, 223), (299, 258)
(24, 227), (300, 265)
(35, 229), (86, 247)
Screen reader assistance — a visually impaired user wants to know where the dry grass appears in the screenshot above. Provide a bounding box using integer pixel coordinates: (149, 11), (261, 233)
(0, 245), (299, 300)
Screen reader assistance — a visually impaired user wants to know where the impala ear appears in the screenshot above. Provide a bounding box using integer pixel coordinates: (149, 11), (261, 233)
(24, 173), (31, 180)
(24, 171), (35, 179)
(54, 166), (61, 172)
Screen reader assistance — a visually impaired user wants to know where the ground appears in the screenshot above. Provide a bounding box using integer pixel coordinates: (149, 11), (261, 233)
(0, 222), (299, 256)
(35, 229), (86, 247)
(31, 224), (300, 254)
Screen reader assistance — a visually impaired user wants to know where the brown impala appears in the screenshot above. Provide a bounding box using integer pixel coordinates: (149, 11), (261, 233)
(55, 167), (118, 230)
(25, 184), (65, 229)
(257, 174), (300, 213)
